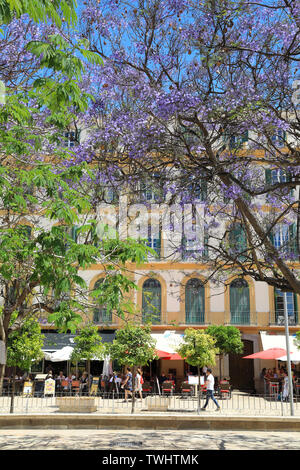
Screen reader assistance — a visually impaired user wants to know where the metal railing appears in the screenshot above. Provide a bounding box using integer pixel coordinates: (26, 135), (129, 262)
(269, 310), (299, 326)
(1, 390), (300, 416)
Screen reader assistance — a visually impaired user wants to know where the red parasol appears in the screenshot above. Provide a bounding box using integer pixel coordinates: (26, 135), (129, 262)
(165, 352), (184, 360)
(243, 348), (288, 360)
(155, 349), (172, 359)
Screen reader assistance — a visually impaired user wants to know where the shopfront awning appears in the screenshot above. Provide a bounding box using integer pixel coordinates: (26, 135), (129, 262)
(260, 331), (299, 360)
(151, 331), (185, 356)
(42, 331), (116, 362)
(260, 331), (299, 355)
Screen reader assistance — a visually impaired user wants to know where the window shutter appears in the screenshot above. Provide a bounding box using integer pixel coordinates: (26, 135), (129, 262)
(265, 169), (272, 186)
(289, 223), (297, 256)
(71, 226), (78, 242)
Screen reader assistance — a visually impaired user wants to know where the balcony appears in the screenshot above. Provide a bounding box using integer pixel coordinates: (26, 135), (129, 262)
(185, 312), (205, 325)
(269, 310), (298, 327)
(224, 311), (258, 326)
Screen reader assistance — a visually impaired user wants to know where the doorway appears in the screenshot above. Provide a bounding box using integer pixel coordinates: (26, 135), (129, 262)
(229, 339), (254, 392)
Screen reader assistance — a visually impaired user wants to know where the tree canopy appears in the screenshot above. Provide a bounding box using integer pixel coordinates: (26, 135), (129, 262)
(72, 0), (300, 295)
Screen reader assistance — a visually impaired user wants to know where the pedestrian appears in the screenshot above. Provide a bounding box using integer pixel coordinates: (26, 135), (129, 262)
(135, 368), (143, 400)
(201, 369), (221, 412)
(282, 370), (289, 402)
(121, 367), (133, 402)
(80, 372), (89, 395)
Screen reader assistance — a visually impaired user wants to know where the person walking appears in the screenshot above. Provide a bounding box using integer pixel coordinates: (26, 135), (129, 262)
(201, 369), (221, 412)
(282, 370), (289, 402)
(135, 368), (143, 400)
(121, 367), (133, 402)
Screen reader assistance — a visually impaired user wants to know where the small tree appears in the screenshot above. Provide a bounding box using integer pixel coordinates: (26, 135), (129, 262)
(108, 322), (156, 414)
(71, 323), (105, 393)
(294, 331), (300, 351)
(6, 314), (44, 413)
(177, 329), (217, 413)
(206, 325), (244, 381)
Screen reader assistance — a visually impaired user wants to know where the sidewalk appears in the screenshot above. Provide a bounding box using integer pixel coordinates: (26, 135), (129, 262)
(1, 392), (300, 417)
(1, 393), (300, 432)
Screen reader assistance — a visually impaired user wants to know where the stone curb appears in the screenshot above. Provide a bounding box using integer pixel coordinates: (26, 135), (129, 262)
(1, 414), (300, 431)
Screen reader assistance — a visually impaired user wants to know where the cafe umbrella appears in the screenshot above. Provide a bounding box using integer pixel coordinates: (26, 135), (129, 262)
(243, 348), (288, 360)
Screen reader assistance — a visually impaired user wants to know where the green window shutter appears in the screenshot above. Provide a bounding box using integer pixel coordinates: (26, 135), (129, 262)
(203, 234), (209, 258)
(71, 225), (78, 242)
(229, 224), (247, 261)
(93, 279), (112, 324)
(241, 130), (248, 143)
(265, 169), (272, 186)
(268, 230), (274, 246)
(289, 223), (297, 256)
(286, 172), (295, 198)
(201, 179), (207, 201)
(185, 279), (205, 324)
(142, 279), (161, 324)
(294, 293), (298, 324)
(230, 279), (250, 324)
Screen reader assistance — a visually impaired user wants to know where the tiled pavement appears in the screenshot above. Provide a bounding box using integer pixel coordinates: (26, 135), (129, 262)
(0, 428), (300, 450)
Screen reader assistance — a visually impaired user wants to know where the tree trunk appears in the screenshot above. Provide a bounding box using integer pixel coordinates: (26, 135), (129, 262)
(197, 365), (201, 414)
(131, 365), (137, 415)
(87, 359), (91, 395)
(0, 320), (7, 395)
(0, 363), (5, 395)
(10, 366), (16, 414)
(219, 354), (223, 381)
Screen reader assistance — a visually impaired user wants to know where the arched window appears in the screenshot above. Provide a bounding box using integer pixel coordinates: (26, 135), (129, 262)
(274, 289), (298, 326)
(93, 278), (112, 324)
(185, 278), (205, 324)
(230, 278), (250, 325)
(142, 279), (161, 324)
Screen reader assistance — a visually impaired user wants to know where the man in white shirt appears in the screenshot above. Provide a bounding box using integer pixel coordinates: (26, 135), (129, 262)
(201, 369), (220, 411)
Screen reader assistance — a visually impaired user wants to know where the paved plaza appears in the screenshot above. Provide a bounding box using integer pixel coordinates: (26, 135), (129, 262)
(0, 392), (299, 453)
(1, 392), (300, 417)
(0, 428), (299, 450)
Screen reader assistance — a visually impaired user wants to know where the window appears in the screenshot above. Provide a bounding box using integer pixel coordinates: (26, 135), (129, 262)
(95, 184), (119, 204)
(228, 223), (247, 261)
(147, 229), (161, 258)
(274, 289), (298, 326)
(271, 129), (286, 147)
(265, 168), (294, 198)
(182, 235), (208, 260)
(185, 278), (205, 324)
(142, 279), (161, 324)
(186, 178), (207, 202)
(92, 279), (112, 324)
(230, 278), (250, 325)
(225, 131), (248, 150)
(270, 223), (297, 257)
(63, 130), (80, 148)
(140, 175), (164, 203)
(270, 169), (288, 185)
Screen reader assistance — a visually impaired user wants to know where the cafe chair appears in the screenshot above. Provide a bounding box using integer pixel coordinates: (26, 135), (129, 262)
(180, 381), (194, 398)
(142, 382), (152, 397)
(71, 380), (80, 396)
(61, 380), (70, 395)
(269, 381), (279, 400)
(218, 380), (232, 399)
(161, 381), (174, 396)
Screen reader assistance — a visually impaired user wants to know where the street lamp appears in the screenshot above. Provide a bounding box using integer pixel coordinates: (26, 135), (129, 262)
(283, 292), (294, 416)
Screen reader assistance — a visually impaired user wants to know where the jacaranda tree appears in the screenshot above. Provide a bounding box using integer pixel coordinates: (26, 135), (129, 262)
(0, 0), (152, 392)
(74, 0), (300, 296)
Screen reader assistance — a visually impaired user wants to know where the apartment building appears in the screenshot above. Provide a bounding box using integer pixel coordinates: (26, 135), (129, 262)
(34, 126), (300, 393)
